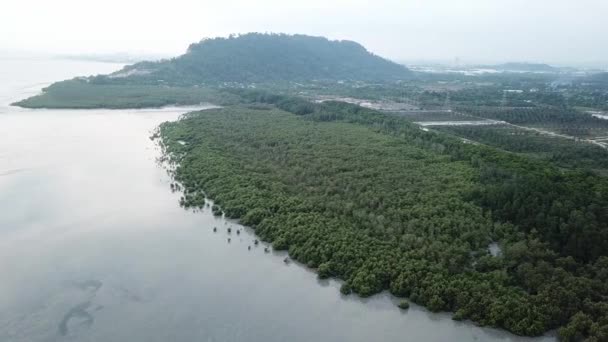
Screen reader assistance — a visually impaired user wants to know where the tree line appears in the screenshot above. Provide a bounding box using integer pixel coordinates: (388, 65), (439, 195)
(160, 94), (608, 340)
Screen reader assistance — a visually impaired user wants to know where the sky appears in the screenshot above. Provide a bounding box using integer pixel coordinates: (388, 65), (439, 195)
(2, 0), (607, 67)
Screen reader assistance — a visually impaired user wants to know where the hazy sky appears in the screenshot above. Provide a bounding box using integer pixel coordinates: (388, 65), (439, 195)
(2, 0), (607, 66)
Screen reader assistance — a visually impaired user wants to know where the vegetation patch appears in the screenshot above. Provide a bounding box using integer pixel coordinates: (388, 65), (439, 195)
(13, 79), (240, 109)
(160, 100), (608, 339)
(434, 124), (608, 171)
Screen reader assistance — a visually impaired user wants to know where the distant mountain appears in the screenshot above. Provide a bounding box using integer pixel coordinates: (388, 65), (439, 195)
(490, 62), (560, 73)
(100, 33), (411, 85)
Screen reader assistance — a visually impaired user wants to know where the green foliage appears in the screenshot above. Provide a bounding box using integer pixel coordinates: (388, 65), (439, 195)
(160, 100), (608, 339)
(211, 204), (222, 216)
(473, 165), (608, 262)
(97, 33), (411, 85)
(434, 124), (608, 170)
(13, 79), (239, 109)
(340, 283), (352, 295)
(456, 106), (608, 138)
(241, 208), (270, 226)
(317, 262), (332, 279)
(398, 300), (410, 310)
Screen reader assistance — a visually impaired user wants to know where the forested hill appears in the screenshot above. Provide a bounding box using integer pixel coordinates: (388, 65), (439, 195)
(104, 33), (411, 84)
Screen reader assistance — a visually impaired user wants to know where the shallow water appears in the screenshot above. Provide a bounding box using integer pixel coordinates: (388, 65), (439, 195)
(0, 59), (555, 342)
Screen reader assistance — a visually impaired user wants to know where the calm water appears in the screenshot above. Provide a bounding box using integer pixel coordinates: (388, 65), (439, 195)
(0, 59), (555, 342)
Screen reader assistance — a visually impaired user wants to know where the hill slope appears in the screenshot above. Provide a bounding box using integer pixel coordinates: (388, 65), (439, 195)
(106, 33), (411, 84)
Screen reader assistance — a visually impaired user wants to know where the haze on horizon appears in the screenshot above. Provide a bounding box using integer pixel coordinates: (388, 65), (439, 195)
(2, 0), (607, 68)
